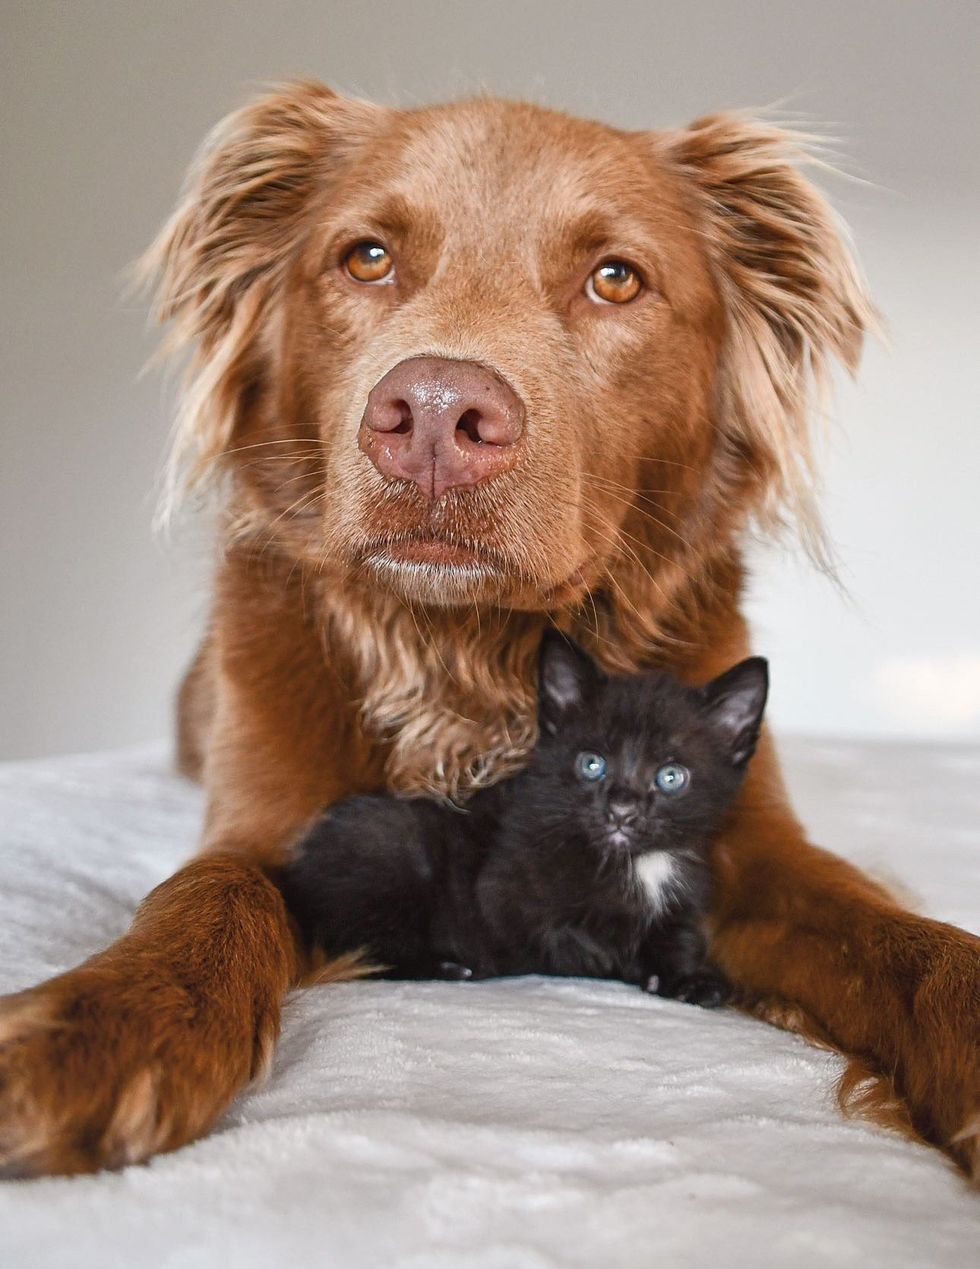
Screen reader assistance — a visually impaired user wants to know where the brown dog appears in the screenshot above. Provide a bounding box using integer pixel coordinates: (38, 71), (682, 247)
(1, 82), (977, 1179)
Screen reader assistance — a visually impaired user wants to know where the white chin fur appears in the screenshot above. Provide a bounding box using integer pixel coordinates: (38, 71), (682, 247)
(634, 851), (677, 915)
(366, 554), (497, 604)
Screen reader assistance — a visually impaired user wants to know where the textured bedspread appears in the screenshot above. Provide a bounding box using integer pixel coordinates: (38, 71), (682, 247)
(0, 739), (977, 1268)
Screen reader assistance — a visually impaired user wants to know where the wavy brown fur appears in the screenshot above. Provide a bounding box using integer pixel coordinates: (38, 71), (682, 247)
(660, 114), (876, 566)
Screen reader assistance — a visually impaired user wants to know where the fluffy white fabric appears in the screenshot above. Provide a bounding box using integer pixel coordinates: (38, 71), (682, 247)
(0, 738), (977, 1267)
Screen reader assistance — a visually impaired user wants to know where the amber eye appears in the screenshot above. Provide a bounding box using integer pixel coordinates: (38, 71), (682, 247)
(586, 260), (642, 305)
(344, 241), (394, 284)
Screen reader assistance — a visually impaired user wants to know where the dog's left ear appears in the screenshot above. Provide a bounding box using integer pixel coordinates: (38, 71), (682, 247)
(139, 81), (386, 513)
(701, 657), (769, 768)
(656, 115), (876, 563)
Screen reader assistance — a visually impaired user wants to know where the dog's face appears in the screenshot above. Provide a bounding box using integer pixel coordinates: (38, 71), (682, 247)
(150, 84), (870, 620)
(297, 99), (720, 610)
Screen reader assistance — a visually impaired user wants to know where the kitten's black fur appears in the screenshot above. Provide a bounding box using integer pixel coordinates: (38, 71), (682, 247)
(279, 634), (768, 1007)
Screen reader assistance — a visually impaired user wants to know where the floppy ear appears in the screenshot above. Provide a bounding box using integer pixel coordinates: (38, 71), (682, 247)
(701, 656), (769, 767)
(140, 81), (383, 513)
(538, 632), (602, 734)
(658, 115), (876, 563)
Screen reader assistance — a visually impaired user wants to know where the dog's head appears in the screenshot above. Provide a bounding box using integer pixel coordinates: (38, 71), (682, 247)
(147, 82), (871, 634)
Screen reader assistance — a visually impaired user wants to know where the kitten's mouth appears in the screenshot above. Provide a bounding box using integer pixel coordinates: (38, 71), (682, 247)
(604, 827), (640, 852)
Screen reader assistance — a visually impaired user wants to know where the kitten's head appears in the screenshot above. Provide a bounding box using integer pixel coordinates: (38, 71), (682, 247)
(523, 632), (769, 858)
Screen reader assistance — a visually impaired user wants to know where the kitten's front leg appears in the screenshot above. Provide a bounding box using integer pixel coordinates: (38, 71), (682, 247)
(433, 959), (476, 981)
(657, 966), (731, 1009)
(381, 957), (477, 981)
(639, 921), (731, 1009)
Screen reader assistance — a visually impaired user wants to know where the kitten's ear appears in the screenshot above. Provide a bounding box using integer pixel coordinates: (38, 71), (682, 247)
(538, 632), (601, 734)
(701, 658), (769, 767)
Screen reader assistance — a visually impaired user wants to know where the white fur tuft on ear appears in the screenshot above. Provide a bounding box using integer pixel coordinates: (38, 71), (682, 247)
(702, 656), (769, 766)
(659, 114), (879, 568)
(538, 633), (600, 731)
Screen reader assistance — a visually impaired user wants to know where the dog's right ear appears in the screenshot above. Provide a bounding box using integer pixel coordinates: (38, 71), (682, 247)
(538, 632), (601, 734)
(653, 115), (876, 568)
(140, 81), (384, 509)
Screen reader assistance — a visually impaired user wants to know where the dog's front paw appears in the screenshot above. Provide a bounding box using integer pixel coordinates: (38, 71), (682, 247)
(0, 963), (271, 1177)
(0, 982), (160, 1177)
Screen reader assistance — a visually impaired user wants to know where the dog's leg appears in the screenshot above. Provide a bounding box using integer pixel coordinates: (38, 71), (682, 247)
(0, 855), (302, 1176)
(0, 554), (385, 1176)
(175, 629), (217, 781)
(711, 732), (980, 1180)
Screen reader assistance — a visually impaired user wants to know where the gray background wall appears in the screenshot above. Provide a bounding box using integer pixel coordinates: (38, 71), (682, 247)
(2, 0), (978, 760)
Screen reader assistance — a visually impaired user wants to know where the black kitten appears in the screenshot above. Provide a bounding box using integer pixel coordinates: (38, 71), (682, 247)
(279, 633), (768, 1007)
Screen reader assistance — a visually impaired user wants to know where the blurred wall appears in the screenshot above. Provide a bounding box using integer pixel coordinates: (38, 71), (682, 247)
(1, 0), (978, 759)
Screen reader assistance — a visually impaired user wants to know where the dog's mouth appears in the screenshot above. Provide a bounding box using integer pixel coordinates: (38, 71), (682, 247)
(341, 469), (595, 608)
(355, 532), (510, 604)
(353, 529), (596, 611)
(376, 536), (498, 571)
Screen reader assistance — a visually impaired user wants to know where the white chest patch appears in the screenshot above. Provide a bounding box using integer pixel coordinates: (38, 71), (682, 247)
(634, 852), (677, 915)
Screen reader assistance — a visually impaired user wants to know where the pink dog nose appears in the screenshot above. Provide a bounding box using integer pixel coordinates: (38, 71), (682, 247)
(358, 357), (525, 500)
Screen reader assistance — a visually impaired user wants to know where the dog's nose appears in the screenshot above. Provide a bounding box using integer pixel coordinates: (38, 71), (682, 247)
(358, 357), (525, 500)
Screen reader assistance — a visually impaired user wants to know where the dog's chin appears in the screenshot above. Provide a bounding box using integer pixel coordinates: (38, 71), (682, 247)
(352, 529), (533, 605)
(363, 548), (506, 607)
(360, 547), (599, 613)
(339, 480), (595, 610)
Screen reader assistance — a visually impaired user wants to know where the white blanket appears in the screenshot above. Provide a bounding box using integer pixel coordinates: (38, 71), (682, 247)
(0, 739), (977, 1268)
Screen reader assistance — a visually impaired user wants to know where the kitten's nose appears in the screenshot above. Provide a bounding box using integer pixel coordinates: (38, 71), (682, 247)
(607, 793), (639, 826)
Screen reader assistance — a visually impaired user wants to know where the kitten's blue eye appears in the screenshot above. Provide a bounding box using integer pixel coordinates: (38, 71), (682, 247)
(655, 763), (690, 795)
(575, 751), (607, 781)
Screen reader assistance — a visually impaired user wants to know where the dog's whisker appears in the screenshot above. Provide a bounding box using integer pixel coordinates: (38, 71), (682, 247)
(584, 483), (696, 552)
(586, 473), (679, 503)
(626, 455), (701, 473)
(579, 509), (670, 609)
(582, 494), (694, 574)
(217, 437), (326, 458)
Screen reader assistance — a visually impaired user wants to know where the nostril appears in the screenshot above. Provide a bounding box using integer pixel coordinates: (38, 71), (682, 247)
(364, 395), (414, 436)
(390, 400), (413, 435)
(456, 409), (484, 444)
(456, 404), (524, 448)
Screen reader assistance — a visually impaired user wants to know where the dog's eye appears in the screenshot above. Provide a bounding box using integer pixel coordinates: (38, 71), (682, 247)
(586, 260), (642, 305)
(344, 241), (394, 284)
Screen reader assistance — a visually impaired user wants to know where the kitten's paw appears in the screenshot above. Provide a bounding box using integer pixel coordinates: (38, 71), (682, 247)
(436, 960), (474, 981)
(659, 970), (731, 1009)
